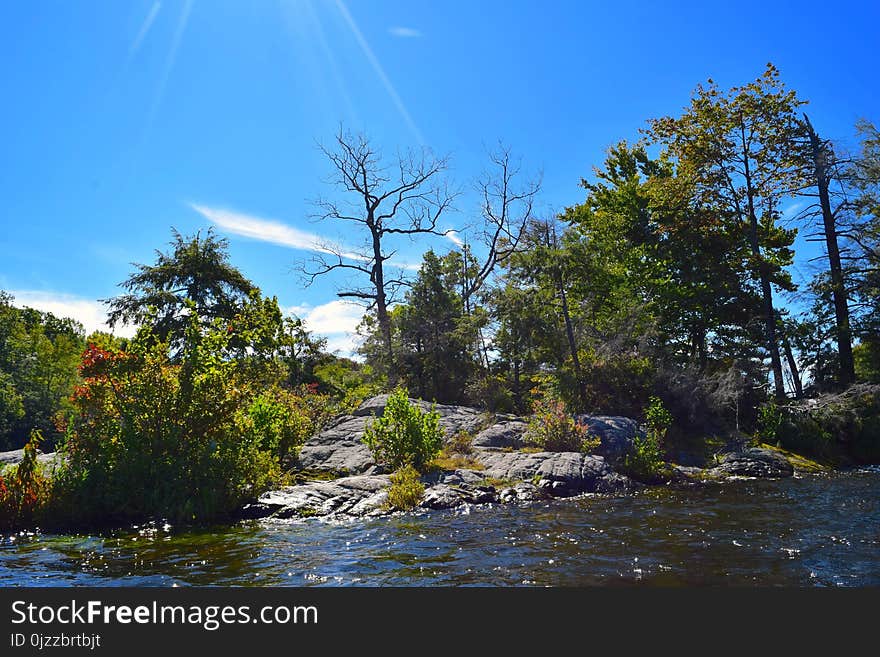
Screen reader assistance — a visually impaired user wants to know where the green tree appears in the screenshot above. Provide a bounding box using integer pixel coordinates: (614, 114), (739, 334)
(0, 292), (85, 449)
(106, 228), (257, 351)
(647, 64), (805, 399)
(395, 250), (477, 403)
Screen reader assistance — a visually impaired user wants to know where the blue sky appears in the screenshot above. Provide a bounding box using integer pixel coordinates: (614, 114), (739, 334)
(1, 0), (878, 354)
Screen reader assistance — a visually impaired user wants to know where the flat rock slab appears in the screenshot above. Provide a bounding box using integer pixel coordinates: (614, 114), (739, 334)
(472, 420), (528, 449)
(254, 475), (392, 519)
(476, 450), (635, 495)
(0, 449), (64, 473)
(353, 394), (487, 437)
(708, 448), (794, 479)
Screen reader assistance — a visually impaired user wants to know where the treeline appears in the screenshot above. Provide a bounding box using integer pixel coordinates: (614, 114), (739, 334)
(0, 293), (85, 450)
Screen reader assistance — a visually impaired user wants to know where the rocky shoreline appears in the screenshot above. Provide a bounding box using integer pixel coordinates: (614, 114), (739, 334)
(242, 394), (795, 521)
(0, 394), (798, 524)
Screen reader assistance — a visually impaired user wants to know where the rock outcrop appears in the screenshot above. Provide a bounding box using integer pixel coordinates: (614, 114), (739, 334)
(245, 395), (797, 521)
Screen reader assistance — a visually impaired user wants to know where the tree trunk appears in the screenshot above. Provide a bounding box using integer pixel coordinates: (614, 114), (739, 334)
(804, 114), (855, 387)
(557, 275), (586, 409)
(740, 121), (786, 399)
(778, 318), (803, 399)
(370, 227), (395, 382)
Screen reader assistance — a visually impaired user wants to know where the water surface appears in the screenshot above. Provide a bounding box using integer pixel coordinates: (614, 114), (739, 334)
(2, 469), (878, 586)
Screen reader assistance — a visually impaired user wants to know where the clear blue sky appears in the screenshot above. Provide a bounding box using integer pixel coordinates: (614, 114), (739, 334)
(1, 0), (878, 353)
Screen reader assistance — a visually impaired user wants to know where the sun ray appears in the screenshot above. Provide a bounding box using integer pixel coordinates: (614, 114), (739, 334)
(333, 0), (424, 144)
(128, 1), (162, 60)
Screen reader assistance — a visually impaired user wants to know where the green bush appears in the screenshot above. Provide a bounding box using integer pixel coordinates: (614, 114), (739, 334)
(465, 375), (516, 414)
(525, 394), (600, 453)
(385, 464), (425, 511)
(645, 396), (672, 440)
(242, 385), (329, 462)
(363, 388), (443, 471)
(621, 397), (669, 482)
(0, 430), (50, 531)
(50, 314), (282, 527)
(623, 433), (665, 481)
(756, 401), (784, 445)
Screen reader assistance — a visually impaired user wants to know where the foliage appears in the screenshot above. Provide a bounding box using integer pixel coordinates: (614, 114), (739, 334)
(385, 465), (425, 511)
(619, 397), (672, 481)
(241, 385), (329, 463)
(855, 341), (880, 384)
(363, 388), (444, 471)
(313, 358), (384, 413)
(524, 394), (600, 453)
(431, 431), (484, 471)
(645, 396), (673, 441)
(465, 375), (515, 413)
(0, 291), (85, 449)
(772, 385), (880, 463)
(0, 430), (51, 531)
(622, 432), (666, 482)
(105, 228), (258, 352)
(52, 313), (282, 526)
(756, 401), (785, 445)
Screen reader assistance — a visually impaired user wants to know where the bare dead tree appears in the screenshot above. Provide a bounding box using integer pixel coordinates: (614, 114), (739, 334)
(298, 129), (455, 375)
(461, 143), (541, 312)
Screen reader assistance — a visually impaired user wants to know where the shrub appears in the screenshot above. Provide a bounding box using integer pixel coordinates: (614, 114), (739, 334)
(242, 385), (329, 462)
(621, 397), (669, 482)
(52, 314), (282, 527)
(447, 430), (475, 456)
(385, 464), (425, 511)
(756, 401), (784, 445)
(363, 388), (443, 471)
(465, 375), (516, 414)
(645, 396), (673, 442)
(525, 395), (600, 453)
(623, 433), (665, 482)
(0, 430), (50, 531)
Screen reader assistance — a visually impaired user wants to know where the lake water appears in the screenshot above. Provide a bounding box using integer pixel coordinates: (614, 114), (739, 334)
(2, 469), (878, 586)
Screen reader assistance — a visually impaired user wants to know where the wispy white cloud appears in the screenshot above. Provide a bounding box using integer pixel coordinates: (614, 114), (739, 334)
(289, 300), (364, 357)
(192, 203), (424, 271)
(445, 230), (464, 248)
(782, 202), (805, 221)
(8, 290), (138, 338)
(190, 203), (367, 262)
(388, 26), (422, 38)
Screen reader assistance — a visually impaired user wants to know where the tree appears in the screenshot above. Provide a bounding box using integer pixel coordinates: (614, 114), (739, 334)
(302, 129), (455, 379)
(106, 228), (257, 350)
(0, 292), (84, 449)
(647, 64), (805, 399)
(395, 250), (476, 403)
(798, 114), (856, 385)
(459, 144), (541, 311)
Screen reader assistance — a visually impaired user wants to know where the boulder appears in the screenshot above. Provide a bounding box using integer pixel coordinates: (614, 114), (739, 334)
(296, 395), (490, 475)
(353, 394), (487, 437)
(0, 449), (65, 473)
(574, 415), (643, 463)
(498, 482), (546, 503)
(472, 420), (529, 449)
